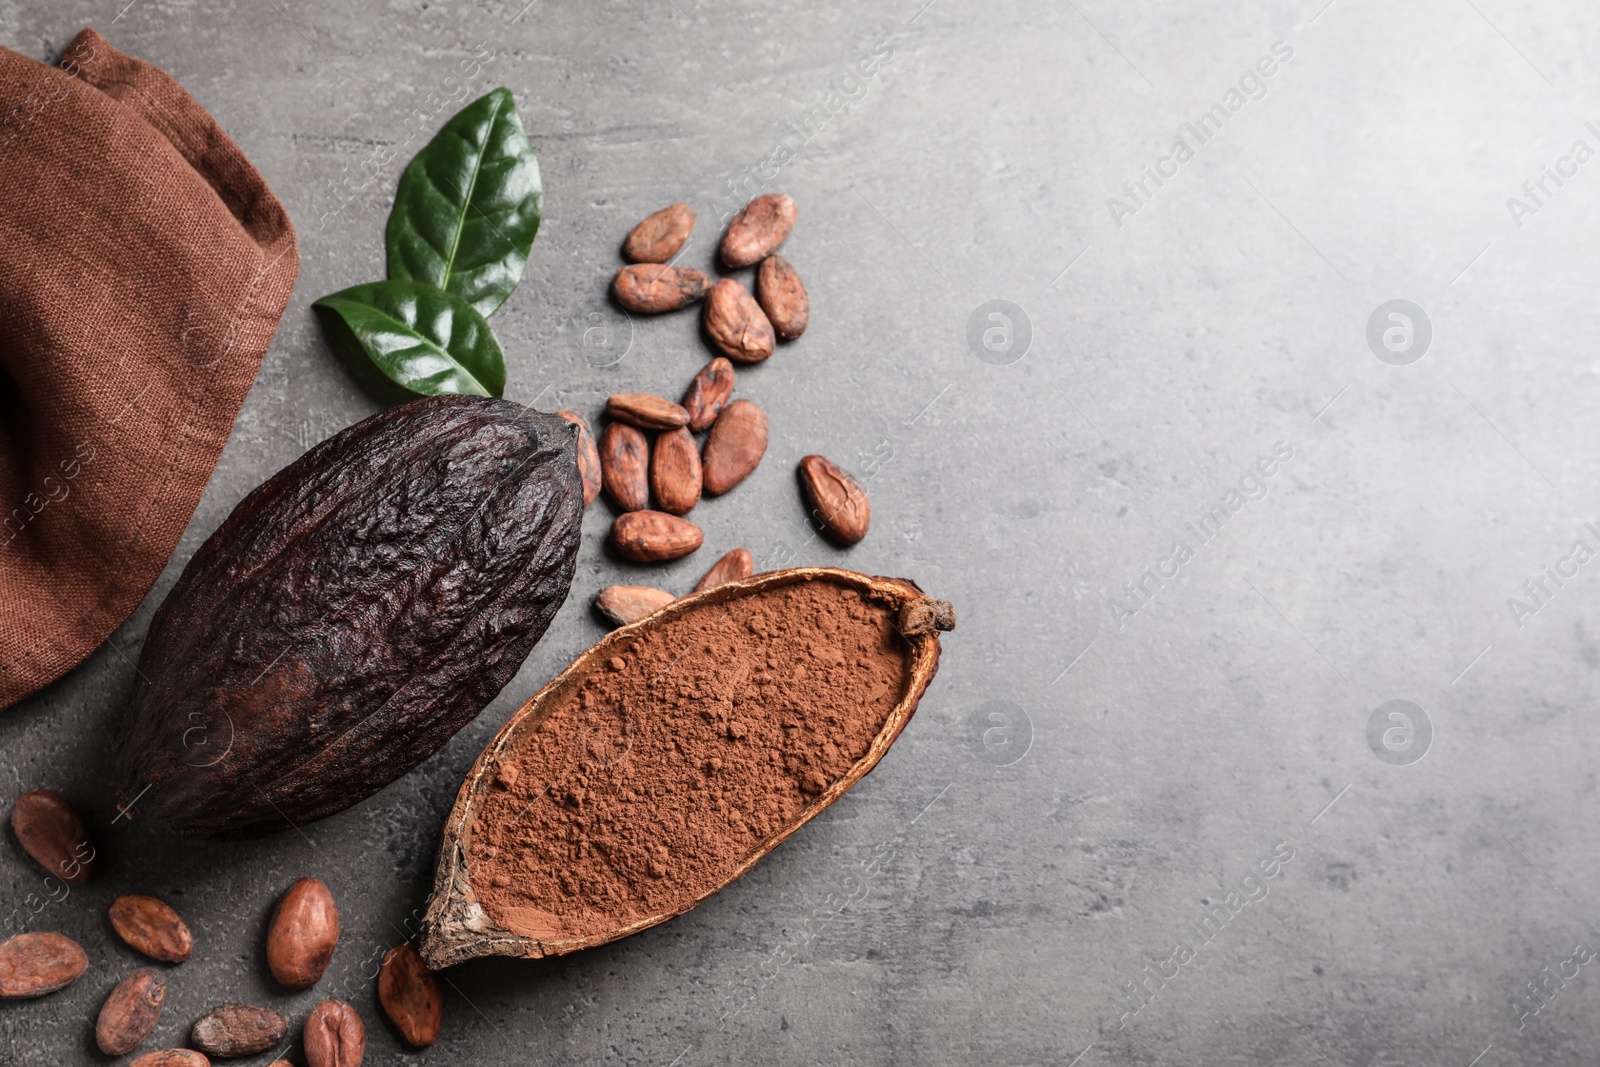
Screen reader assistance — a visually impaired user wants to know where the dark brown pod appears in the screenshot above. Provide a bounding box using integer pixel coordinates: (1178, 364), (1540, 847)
(191, 1003), (289, 1057)
(703, 279), (775, 363)
(693, 548), (754, 592)
(757, 254), (809, 340)
(97, 969), (167, 1055)
(110, 895), (194, 964)
(682, 357), (735, 432)
(0, 932), (87, 997)
(304, 999), (365, 1067)
(612, 264), (709, 313)
(720, 193), (796, 268)
(557, 410), (602, 507)
(266, 877), (339, 990)
(702, 399), (768, 495)
(610, 511), (704, 562)
(600, 422), (650, 512)
(623, 203), (695, 263)
(605, 393), (691, 430)
(799, 455), (870, 545)
(377, 943), (442, 1049)
(112, 395), (584, 838)
(650, 428), (702, 516)
(9, 789), (95, 885)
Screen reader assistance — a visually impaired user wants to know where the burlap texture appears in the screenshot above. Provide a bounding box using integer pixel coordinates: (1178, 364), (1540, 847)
(0, 28), (298, 709)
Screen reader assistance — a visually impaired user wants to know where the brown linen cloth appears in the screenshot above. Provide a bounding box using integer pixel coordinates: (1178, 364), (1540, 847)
(0, 28), (298, 709)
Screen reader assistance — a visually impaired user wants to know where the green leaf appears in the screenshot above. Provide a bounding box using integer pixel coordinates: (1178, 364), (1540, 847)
(312, 280), (507, 398)
(386, 87), (542, 317)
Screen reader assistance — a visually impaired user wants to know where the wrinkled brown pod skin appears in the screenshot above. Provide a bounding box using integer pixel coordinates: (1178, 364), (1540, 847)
(113, 395), (583, 838)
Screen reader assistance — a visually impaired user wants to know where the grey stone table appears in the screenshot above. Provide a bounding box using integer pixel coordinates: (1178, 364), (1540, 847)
(1, 0), (1597, 1063)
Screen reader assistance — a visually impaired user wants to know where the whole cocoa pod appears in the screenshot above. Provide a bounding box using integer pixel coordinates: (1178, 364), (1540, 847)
(112, 395), (583, 838)
(96, 968), (167, 1055)
(377, 942), (442, 1048)
(304, 998), (366, 1067)
(266, 877), (339, 990)
(9, 789), (95, 885)
(610, 511), (703, 562)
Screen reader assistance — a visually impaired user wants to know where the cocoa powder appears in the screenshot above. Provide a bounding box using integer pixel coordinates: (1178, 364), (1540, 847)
(467, 580), (909, 939)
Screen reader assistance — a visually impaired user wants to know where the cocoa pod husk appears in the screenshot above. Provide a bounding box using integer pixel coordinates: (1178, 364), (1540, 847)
(558, 410), (602, 507)
(266, 877), (339, 990)
(650, 427), (702, 516)
(693, 548), (754, 593)
(9, 789), (95, 885)
(682, 357), (735, 432)
(703, 279), (775, 363)
(605, 393), (690, 431)
(110, 894), (194, 964)
(131, 1051), (210, 1067)
(756, 254), (808, 340)
(701, 399), (768, 495)
(594, 585), (676, 627)
(419, 567), (953, 968)
(720, 193), (796, 268)
(191, 1003), (289, 1056)
(0, 932), (87, 997)
(612, 264), (709, 313)
(304, 998), (366, 1067)
(600, 422), (650, 512)
(799, 455), (871, 545)
(377, 942), (442, 1049)
(622, 203), (695, 263)
(96, 968), (167, 1055)
(610, 511), (703, 562)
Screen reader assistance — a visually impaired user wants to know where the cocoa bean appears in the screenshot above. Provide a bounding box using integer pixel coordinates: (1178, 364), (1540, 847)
(266, 877), (339, 990)
(703, 279), (775, 363)
(304, 999), (366, 1067)
(622, 203), (695, 263)
(600, 422), (650, 512)
(650, 428), (702, 516)
(799, 455), (870, 545)
(693, 548), (754, 593)
(682, 357), (735, 432)
(720, 193), (796, 268)
(701, 400), (768, 495)
(96, 968), (167, 1055)
(191, 1003), (288, 1056)
(9, 789), (95, 885)
(0, 931), (85, 997)
(131, 1051), (210, 1067)
(610, 511), (703, 562)
(594, 585), (675, 627)
(605, 393), (690, 430)
(756, 254), (809, 340)
(558, 410), (602, 507)
(377, 942), (442, 1049)
(612, 264), (708, 313)
(110, 894), (194, 964)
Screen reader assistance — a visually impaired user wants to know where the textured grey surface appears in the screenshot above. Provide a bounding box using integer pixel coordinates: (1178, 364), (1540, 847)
(0, 0), (1597, 1063)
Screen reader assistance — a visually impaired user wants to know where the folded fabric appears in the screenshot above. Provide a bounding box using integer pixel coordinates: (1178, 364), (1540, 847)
(0, 27), (298, 709)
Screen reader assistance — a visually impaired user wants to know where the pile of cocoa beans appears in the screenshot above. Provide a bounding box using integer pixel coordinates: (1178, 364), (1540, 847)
(580, 194), (872, 626)
(1, 789), (439, 1064)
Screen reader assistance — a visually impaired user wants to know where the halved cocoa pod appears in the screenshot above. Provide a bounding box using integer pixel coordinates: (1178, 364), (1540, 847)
(703, 279), (774, 363)
(0, 932), (87, 997)
(557, 410), (602, 507)
(650, 428), (702, 516)
(692, 548), (753, 593)
(605, 394), (690, 431)
(600, 422), (650, 512)
(681, 357), (734, 432)
(756, 254), (808, 340)
(720, 193), (796, 268)
(623, 203), (695, 263)
(701, 399), (767, 495)
(419, 568), (954, 968)
(593, 585), (675, 627)
(9, 789), (95, 885)
(110, 895), (194, 964)
(612, 265), (709, 313)
(609, 511), (703, 562)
